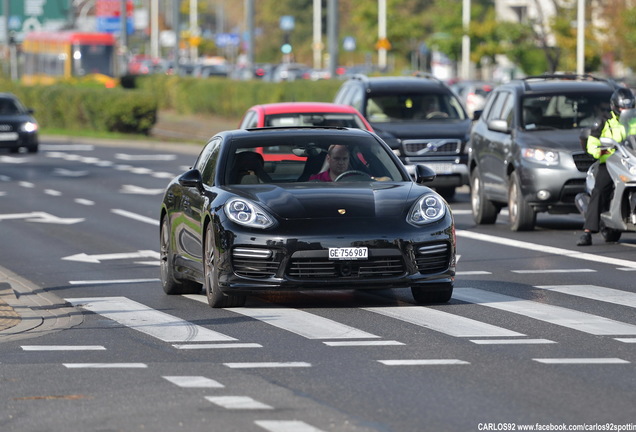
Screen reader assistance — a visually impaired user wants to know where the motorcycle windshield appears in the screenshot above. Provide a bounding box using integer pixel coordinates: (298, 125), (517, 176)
(619, 108), (636, 149)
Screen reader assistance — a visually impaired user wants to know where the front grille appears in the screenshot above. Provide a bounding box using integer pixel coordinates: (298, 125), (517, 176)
(572, 152), (595, 172)
(415, 243), (450, 274)
(402, 139), (461, 157)
(287, 250), (405, 279)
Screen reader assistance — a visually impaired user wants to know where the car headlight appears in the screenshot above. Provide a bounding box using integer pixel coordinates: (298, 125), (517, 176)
(21, 121), (38, 133)
(224, 198), (276, 229)
(522, 148), (559, 165)
(407, 193), (446, 226)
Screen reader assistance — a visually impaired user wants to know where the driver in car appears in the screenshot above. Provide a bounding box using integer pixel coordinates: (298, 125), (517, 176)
(309, 144), (350, 182)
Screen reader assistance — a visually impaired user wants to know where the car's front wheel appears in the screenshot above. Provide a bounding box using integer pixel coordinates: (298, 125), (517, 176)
(204, 223), (246, 308)
(411, 283), (453, 304)
(471, 167), (499, 224)
(160, 217), (201, 295)
(508, 171), (536, 231)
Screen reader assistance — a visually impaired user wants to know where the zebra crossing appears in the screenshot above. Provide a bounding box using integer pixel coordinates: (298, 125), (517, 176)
(10, 284), (633, 432)
(62, 285), (636, 353)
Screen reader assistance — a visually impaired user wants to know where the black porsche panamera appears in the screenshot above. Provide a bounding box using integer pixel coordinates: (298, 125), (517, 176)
(159, 127), (456, 307)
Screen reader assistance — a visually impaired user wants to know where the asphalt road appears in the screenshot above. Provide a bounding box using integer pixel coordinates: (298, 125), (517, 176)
(0, 135), (635, 432)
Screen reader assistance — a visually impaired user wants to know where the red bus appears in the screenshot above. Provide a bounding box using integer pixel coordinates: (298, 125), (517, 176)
(21, 31), (118, 86)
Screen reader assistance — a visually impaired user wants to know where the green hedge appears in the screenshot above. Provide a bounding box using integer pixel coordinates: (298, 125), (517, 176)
(1, 75), (346, 135)
(133, 74), (344, 118)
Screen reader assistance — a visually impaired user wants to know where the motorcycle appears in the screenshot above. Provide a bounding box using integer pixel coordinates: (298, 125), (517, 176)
(575, 108), (636, 242)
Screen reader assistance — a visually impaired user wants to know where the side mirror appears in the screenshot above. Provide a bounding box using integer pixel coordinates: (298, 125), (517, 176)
(473, 110), (483, 121)
(178, 169), (204, 190)
(415, 164), (436, 184)
(487, 119), (510, 133)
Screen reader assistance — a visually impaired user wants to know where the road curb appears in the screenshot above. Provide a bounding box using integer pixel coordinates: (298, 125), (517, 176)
(0, 266), (83, 343)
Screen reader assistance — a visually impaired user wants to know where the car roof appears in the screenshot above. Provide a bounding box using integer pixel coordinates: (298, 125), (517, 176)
(220, 126), (374, 141)
(347, 75), (452, 93)
(251, 102), (366, 115)
(501, 74), (618, 95)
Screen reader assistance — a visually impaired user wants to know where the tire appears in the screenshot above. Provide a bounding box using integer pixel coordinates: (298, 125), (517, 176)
(204, 223), (246, 308)
(27, 144), (38, 153)
(160, 217), (201, 295)
(411, 283), (453, 304)
(508, 171), (536, 231)
(600, 222), (622, 243)
(471, 167), (498, 224)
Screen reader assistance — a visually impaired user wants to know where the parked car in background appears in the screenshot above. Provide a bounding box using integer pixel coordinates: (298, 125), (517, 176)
(334, 74), (471, 199)
(469, 74), (619, 231)
(271, 63), (311, 82)
(159, 127), (456, 307)
(451, 80), (496, 118)
(0, 93), (39, 153)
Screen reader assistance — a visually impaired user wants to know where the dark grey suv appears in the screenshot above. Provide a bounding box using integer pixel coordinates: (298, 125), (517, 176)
(334, 74), (471, 199)
(468, 74), (618, 230)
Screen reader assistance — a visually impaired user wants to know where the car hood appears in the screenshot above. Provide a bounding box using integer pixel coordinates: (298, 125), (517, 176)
(225, 182), (427, 219)
(516, 129), (584, 151)
(371, 119), (471, 140)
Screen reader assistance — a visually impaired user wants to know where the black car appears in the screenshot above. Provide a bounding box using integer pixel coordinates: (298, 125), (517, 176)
(0, 93), (39, 153)
(334, 74), (471, 199)
(469, 74), (619, 231)
(160, 127), (456, 307)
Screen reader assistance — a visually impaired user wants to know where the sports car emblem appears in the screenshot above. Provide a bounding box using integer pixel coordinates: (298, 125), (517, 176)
(338, 209), (346, 215)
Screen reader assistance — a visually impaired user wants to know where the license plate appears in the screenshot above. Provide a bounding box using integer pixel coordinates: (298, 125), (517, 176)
(426, 163), (454, 174)
(328, 247), (368, 260)
(0, 132), (18, 141)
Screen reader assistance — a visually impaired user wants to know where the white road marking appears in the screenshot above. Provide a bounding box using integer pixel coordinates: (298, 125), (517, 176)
(470, 339), (556, 345)
(21, 345), (106, 351)
(120, 185), (165, 195)
(69, 278), (160, 285)
(456, 230), (636, 269)
(63, 250), (159, 263)
(364, 306), (525, 337)
(323, 340), (404, 346)
(255, 420), (327, 432)
(115, 153), (177, 161)
(454, 288), (636, 336)
(111, 208), (160, 226)
(512, 269), (596, 274)
(66, 297), (237, 343)
(0, 211), (84, 224)
(173, 343), (262, 349)
(74, 198), (95, 206)
(457, 271), (492, 275)
(64, 363), (148, 368)
(205, 396), (273, 410)
(615, 338), (636, 343)
(19, 181), (34, 188)
(378, 359), (470, 366)
(226, 307), (380, 340)
(42, 144), (94, 151)
(44, 189), (62, 196)
(533, 358), (629, 364)
(224, 362), (311, 369)
(535, 285), (636, 308)
(163, 376), (224, 388)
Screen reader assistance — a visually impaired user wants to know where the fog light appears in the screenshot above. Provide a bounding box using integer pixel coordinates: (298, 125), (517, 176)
(536, 190), (551, 200)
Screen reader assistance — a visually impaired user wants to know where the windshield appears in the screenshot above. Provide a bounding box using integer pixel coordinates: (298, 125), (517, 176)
(224, 134), (407, 184)
(366, 93), (466, 122)
(522, 93), (610, 131)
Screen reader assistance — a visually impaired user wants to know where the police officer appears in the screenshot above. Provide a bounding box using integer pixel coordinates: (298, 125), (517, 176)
(577, 87), (635, 246)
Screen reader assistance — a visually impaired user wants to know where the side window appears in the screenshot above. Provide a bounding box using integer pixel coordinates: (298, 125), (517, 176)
(487, 91), (510, 121)
(197, 138), (221, 186)
(500, 93), (514, 127)
(240, 111), (258, 129)
(349, 86), (364, 112)
(480, 91), (498, 120)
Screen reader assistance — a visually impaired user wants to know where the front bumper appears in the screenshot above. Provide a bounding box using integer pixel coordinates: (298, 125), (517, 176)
(214, 216), (456, 294)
